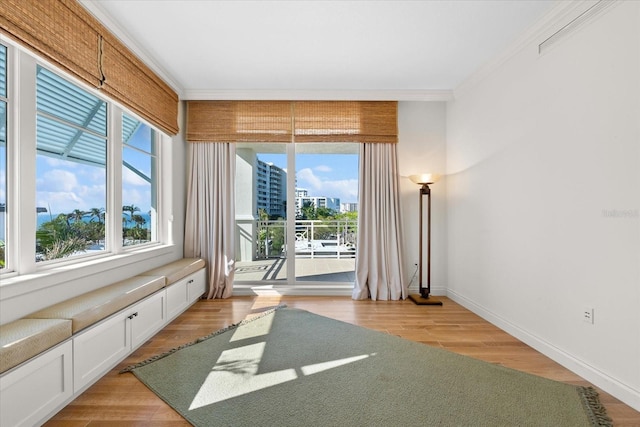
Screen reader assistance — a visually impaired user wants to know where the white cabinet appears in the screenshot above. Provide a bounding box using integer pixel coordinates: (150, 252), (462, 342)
(187, 268), (206, 301)
(166, 269), (206, 321)
(1, 266), (205, 426)
(73, 310), (130, 392)
(0, 341), (73, 427)
(73, 291), (165, 392)
(131, 291), (165, 349)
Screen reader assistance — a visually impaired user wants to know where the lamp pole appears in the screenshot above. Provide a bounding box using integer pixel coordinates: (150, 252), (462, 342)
(408, 174), (442, 306)
(419, 183), (431, 298)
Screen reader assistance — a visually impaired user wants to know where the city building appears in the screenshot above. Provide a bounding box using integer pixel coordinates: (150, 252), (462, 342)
(256, 160), (286, 218)
(294, 189), (340, 217)
(340, 203), (358, 213)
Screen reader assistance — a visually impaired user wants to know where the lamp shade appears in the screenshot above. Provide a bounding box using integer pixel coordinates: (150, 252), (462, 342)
(409, 173), (440, 185)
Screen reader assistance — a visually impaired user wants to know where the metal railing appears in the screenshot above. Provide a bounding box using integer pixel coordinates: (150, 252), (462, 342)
(256, 219), (357, 259)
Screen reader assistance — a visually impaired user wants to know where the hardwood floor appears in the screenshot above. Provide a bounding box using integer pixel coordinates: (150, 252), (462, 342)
(46, 296), (640, 426)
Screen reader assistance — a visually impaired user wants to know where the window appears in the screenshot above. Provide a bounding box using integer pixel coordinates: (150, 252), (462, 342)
(122, 113), (157, 247)
(35, 66), (107, 262)
(234, 142), (359, 286)
(0, 39), (170, 287)
(0, 44), (7, 269)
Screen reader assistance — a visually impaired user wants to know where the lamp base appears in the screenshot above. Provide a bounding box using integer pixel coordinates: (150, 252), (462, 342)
(408, 294), (443, 306)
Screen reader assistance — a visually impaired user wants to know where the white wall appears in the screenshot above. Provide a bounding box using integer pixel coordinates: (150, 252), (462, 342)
(446, 1), (640, 410)
(397, 102), (447, 295)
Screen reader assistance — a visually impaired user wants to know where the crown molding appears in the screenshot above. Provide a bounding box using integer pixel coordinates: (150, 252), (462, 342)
(79, 0), (184, 98)
(453, 0), (618, 100)
(181, 89), (453, 102)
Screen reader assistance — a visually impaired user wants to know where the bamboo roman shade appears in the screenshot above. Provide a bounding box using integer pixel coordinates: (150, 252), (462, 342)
(100, 33), (179, 136)
(0, 0), (179, 135)
(187, 101), (292, 143)
(186, 101), (398, 143)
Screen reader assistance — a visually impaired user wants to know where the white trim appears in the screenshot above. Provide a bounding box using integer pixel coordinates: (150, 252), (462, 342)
(182, 89), (454, 102)
(447, 289), (640, 412)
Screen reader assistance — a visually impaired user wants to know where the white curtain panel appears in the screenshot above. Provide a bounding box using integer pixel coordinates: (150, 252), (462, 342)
(352, 143), (407, 300)
(184, 142), (236, 299)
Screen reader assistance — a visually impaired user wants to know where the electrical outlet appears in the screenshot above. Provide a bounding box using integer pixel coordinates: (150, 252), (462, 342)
(582, 307), (594, 324)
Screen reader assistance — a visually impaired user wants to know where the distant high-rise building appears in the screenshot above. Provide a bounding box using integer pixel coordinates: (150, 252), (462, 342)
(256, 160), (286, 218)
(340, 202), (358, 213)
(295, 189), (340, 217)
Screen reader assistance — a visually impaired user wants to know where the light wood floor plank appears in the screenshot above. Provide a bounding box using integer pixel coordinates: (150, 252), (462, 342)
(46, 296), (640, 426)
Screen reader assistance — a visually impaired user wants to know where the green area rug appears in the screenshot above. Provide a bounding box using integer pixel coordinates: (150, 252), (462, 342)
(122, 306), (611, 426)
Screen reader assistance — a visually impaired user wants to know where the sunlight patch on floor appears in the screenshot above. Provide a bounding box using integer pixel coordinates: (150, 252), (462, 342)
(189, 340), (372, 410)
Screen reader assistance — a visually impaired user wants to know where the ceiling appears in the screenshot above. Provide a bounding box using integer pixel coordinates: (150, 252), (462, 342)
(82, 0), (556, 100)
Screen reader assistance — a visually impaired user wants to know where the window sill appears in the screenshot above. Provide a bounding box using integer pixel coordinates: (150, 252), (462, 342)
(0, 244), (177, 300)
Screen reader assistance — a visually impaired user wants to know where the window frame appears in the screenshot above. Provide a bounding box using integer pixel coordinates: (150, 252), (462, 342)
(121, 112), (159, 249)
(0, 43), (9, 272)
(0, 37), (169, 281)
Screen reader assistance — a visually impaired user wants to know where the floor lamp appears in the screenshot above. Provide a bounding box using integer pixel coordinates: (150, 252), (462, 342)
(408, 174), (443, 306)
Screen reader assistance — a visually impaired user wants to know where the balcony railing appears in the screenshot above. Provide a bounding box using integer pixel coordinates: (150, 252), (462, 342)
(256, 219), (357, 260)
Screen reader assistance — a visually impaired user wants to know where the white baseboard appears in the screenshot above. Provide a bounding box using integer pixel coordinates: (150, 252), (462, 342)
(447, 289), (640, 412)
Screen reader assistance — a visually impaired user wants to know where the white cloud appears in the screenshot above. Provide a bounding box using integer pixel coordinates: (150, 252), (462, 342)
(46, 157), (77, 168)
(122, 187), (151, 210)
(314, 165), (332, 173)
(36, 191), (82, 212)
(296, 168), (358, 203)
(123, 167), (149, 186)
(35, 169), (107, 212)
(37, 169), (78, 192)
(297, 168), (322, 189)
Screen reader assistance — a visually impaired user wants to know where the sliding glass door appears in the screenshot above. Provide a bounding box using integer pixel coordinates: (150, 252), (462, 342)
(234, 142), (359, 288)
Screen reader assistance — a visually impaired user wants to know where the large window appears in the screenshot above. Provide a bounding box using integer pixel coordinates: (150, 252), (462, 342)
(0, 44), (7, 269)
(35, 66), (107, 262)
(122, 113), (157, 247)
(0, 40), (168, 280)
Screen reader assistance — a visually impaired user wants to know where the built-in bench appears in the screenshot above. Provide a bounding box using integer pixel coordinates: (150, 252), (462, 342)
(0, 318), (72, 374)
(25, 275), (166, 334)
(0, 257), (206, 427)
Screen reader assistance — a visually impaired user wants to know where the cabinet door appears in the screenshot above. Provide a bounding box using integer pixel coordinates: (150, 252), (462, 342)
(0, 341), (73, 427)
(166, 277), (189, 321)
(187, 268), (206, 302)
(131, 291), (165, 349)
(73, 314), (130, 392)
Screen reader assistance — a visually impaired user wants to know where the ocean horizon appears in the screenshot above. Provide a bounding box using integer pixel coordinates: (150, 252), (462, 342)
(36, 212), (152, 230)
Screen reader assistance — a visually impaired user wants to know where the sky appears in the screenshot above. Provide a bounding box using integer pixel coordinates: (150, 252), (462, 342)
(35, 124), (153, 217)
(32, 134), (359, 220)
(259, 152), (359, 204)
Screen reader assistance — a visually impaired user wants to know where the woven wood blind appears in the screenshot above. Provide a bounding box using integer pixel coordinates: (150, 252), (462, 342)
(0, 0), (179, 135)
(186, 101), (397, 143)
(101, 33), (179, 135)
(187, 101), (292, 142)
(0, 0), (102, 88)
(294, 101), (397, 143)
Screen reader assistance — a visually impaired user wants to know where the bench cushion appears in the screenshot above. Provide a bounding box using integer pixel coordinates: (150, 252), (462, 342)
(26, 275), (165, 334)
(140, 258), (205, 286)
(0, 318), (72, 374)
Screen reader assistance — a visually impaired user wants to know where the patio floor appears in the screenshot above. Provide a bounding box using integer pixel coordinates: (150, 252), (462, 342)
(234, 257), (355, 283)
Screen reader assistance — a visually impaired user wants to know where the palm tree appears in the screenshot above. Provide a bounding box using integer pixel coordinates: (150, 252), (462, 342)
(68, 209), (87, 223)
(122, 204), (140, 227)
(89, 207), (105, 224)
